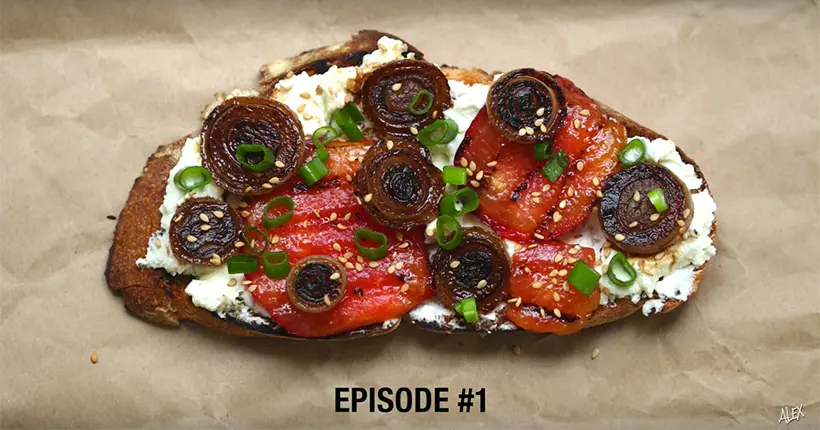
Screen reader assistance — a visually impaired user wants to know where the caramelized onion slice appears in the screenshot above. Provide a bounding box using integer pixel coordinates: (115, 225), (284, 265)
(202, 97), (305, 195)
(169, 198), (242, 265)
(486, 69), (566, 144)
(360, 60), (452, 138)
(354, 140), (444, 230)
(430, 227), (510, 313)
(599, 163), (693, 255)
(286, 256), (347, 313)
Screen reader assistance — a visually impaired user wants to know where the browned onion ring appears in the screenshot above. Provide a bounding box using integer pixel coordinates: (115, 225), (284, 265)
(202, 97), (305, 195)
(430, 228), (510, 313)
(360, 60), (452, 138)
(169, 198), (242, 265)
(486, 69), (566, 144)
(354, 140), (444, 230)
(286, 256), (347, 313)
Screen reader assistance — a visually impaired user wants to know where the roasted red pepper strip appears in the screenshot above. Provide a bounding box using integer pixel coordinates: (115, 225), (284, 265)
(506, 304), (583, 335)
(243, 142), (434, 338)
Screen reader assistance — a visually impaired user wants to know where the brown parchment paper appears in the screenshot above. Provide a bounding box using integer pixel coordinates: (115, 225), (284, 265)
(1, 0), (818, 428)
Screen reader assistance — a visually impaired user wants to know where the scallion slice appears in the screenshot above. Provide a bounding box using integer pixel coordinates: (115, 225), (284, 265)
(298, 157), (329, 186)
(354, 228), (389, 260)
(607, 253), (637, 287)
(241, 226), (268, 255)
(262, 251), (290, 279)
(541, 150), (568, 183)
(408, 89), (433, 115)
(311, 126), (337, 161)
(235, 144), (275, 172)
(339, 101), (365, 123)
(262, 196), (295, 229)
(417, 119), (458, 146)
(534, 141), (552, 161)
(454, 297), (478, 323)
(439, 187), (480, 217)
(173, 166), (212, 192)
(333, 102), (364, 141)
(647, 188), (668, 213)
(567, 260), (600, 296)
(442, 166), (467, 186)
(227, 254), (258, 275)
(435, 215), (463, 250)
(618, 138), (646, 167)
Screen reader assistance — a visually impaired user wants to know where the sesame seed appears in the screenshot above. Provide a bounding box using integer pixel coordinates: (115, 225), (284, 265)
(516, 297), (522, 307)
(391, 83), (402, 91)
(467, 169), (473, 177)
(469, 161), (477, 171)
(558, 269), (568, 276)
(186, 235), (197, 243)
(592, 177), (600, 186)
(344, 94), (352, 104)
(200, 224), (211, 231)
(528, 244), (538, 249)
(542, 184), (550, 192)
(532, 192), (542, 197)
(387, 140), (394, 150)
(678, 227), (686, 234)
(487, 160), (498, 167)
(629, 221), (638, 228)
(650, 213), (660, 221)
(248, 284), (258, 292)
(90, 351), (98, 364)
(238, 201), (249, 208)
(302, 220), (308, 228)
(553, 292), (561, 301)
(344, 213), (352, 220)
(535, 118), (545, 127)
(228, 278), (237, 286)
(345, 174), (353, 182)
(470, 180), (481, 187)
(323, 295), (332, 306)
(336, 223), (346, 230)
(300, 92), (310, 99)
(242, 280), (252, 286)
(591, 348), (600, 359)
(275, 160), (286, 168)
(355, 263), (363, 272)
(407, 52), (416, 59)
(562, 258), (569, 265)
(345, 262), (355, 269)
(477, 279), (488, 288)
(330, 272), (341, 280)
(540, 124), (547, 133)
(396, 232), (404, 241)
(683, 208), (691, 218)
(524, 266), (531, 273)
(549, 269), (559, 277)
(573, 119), (581, 129)
(525, 127), (535, 135)
(450, 260), (460, 268)
(388, 265), (396, 274)
(271, 235), (280, 244)
(410, 127), (418, 135)
(356, 256), (364, 263)
(559, 200), (567, 209)
(540, 308), (546, 319)
(553, 211), (563, 222)
(567, 186), (575, 197)
(332, 243), (342, 252)
(213, 210), (224, 219)
(534, 233), (545, 240)
(596, 190), (604, 198)
(199, 213), (209, 222)
(399, 242), (410, 249)
(338, 257), (348, 263)
(262, 183), (273, 189)
(369, 261), (379, 268)
(536, 107), (545, 116)
(432, 110), (438, 119)
(244, 186), (253, 193)
(633, 191), (640, 202)
(553, 254), (563, 263)
(580, 109), (590, 116)
(400, 284), (410, 292)
(508, 298), (518, 303)
(677, 219), (686, 227)
(395, 262), (405, 269)
(563, 284), (569, 291)
(554, 308), (562, 318)
(532, 282), (542, 289)
(518, 128), (527, 136)
(348, 156), (357, 162)
(615, 234), (626, 241)
(577, 161), (584, 171)
(174, 215), (183, 223)
(364, 193), (373, 203)
(286, 71), (295, 78)
(315, 85), (323, 95)
(303, 113), (313, 120)
(460, 157), (468, 167)
(344, 252), (353, 259)
(655, 252), (666, 260)
(426, 228), (435, 237)
(297, 104), (306, 113)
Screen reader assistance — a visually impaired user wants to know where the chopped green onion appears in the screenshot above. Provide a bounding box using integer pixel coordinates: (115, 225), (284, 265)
(647, 188), (668, 213)
(618, 138), (646, 167)
(298, 157), (329, 186)
(454, 297), (478, 323)
(235, 144), (274, 172)
(435, 215), (463, 250)
(227, 254), (258, 274)
(241, 226), (268, 255)
(439, 187), (480, 217)
(534, 140), (552, 161)
(354, 229), (389, 261)
(173, 166), (212, 192)
(262, 251), (290, 279)
(541, 150), (568, 183)
(262, 196), (295, 229)
(417, 119), (458, 146)
(442, 166), (467, 186)
(408, 89), (434, 115)
(607, 253), (637, 288)
(333, 102), (364, 141)
(567, 260), (600, 296)
(311, 126), (337, 161)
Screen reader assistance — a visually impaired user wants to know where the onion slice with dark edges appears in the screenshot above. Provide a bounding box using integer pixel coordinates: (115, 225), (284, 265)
(169, 198), (242, 265)
(430, 227), (510, 314)
(202, 97), (305, 195)
(486, 69), (566, 144)
(354, 140), (444, 230)
(599, 163), (693, 255)
(360, 60), (452, 139)
(286, 256), (347, 313)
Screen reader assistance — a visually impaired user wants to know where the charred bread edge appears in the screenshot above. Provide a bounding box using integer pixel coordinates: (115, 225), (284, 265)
(105, 137), (399, 340)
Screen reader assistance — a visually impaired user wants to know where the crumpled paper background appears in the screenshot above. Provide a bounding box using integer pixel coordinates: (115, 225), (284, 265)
(1, 0), (818, 428)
